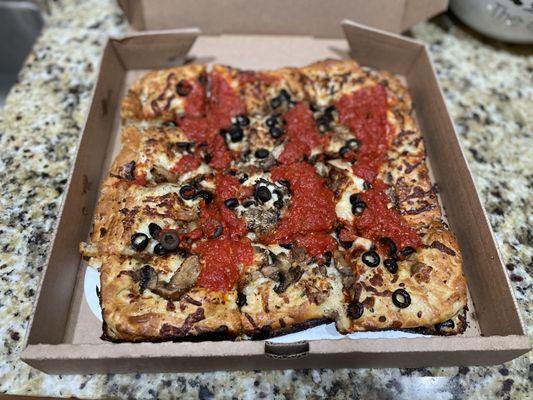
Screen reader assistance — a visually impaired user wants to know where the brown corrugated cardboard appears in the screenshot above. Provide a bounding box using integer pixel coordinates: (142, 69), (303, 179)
(20, 20), (529, 374)
(116, 0), (449, 36)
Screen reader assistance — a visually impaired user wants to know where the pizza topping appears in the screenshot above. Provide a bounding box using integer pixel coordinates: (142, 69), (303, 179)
(235, 114), (250, 127)
(378, 237), (397, 257)
(265, 162), (336, 249)
(224, 197), (239, 209)
(176, 80), (192, 96)
(153, 243), (168, 256)
(354, 180), (422, 251)
(435, 319), (455, 333)
(279, 103), (328, 164)
(159, 230), (180, 251)
(255, 186), (272, 203)
(153, 256), (201, 300)
(179, 184), (196, 200)
(361, 251), (380, 267)
(195, 237), (254, 291)
(383, 258), (398, 274)
(138, 265), (157, 293)
(347, 300), (364, 319)
(195, 189), (213, 204)
(269, 126), (284, 139)
(336, 84), (390, 183)
(227, 124), (244, 142)
(401, 246), (416, 257)
(170, 154), (202, 175)
(131, 232), (149, 251)
(254, 148), (270, 159)
(148, 223), (162, 239)
(392, 288), (411, 308)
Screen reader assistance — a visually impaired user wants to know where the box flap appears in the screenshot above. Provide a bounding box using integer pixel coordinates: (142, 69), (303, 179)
(117, 0), (448, 37)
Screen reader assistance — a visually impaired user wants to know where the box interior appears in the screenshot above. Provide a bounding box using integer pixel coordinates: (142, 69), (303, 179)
(22, 22), (528, 373)
(117, 0), (449, 36)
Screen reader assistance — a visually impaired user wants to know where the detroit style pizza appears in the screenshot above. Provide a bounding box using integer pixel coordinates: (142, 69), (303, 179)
(80, 59), (467, 342)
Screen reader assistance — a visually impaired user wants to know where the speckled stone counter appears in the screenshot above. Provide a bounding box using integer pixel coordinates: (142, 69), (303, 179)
(0, 0), (531, 398)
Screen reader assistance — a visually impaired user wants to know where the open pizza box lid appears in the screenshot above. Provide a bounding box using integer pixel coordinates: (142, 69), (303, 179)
(116, 0), (449, 37)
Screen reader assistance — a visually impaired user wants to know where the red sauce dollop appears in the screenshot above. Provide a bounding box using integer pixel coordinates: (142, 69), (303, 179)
(195, 237), (254, 291)
(265, 162), (336, 248)
(293, 232), (336, 258)
(183, 78), (207, 117)
(178, 70), (245, 170)
(355, 179), (422, 250)
(335, 84), (390, 182)
(194, 173), (255, 290)
(169, 154), (202, 174)
(279, 103), (328, 164)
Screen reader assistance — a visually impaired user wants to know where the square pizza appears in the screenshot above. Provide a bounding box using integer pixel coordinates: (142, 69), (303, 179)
(81, 59), (467, 342)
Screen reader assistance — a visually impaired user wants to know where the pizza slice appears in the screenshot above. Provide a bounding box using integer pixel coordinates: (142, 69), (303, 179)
(99, 252), (242, 342)
(121, 64), (208, 123)
(110, 125), (212, 186)
(80, 177), (214, 258)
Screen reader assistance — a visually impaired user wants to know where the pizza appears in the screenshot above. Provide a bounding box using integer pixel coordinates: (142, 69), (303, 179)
(80, 59), (467, 342)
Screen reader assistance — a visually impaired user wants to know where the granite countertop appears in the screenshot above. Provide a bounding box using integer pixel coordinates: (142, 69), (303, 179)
(0, 0), (531, 398)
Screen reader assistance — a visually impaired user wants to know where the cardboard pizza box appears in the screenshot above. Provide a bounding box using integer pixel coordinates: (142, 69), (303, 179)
(116, 0), (449, 36)
(20, 13), (529, 374)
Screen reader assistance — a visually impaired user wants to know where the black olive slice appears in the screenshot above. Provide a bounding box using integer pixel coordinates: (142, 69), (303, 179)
(362, 251), (380, 267)
(195, 190), (213, 204)
(236, 291), (247, 307)
(384, 258), (398, 274)
(148, 223), (162, 239)
(280, 243), (293, 249)
(179, 184), (196, 200)
(401, 246), (416, 257)
(131, 233), (149, 251)
(349, 193), (362, 205)
(269, 126), (284, 138)
(224, 198), (239, 209)
(229, 125), (244, 142)
(153, 243), (167, 256)
(160, 231), (180, 251)
(347, 301), (364, 319)
(235, 115), (250, 127)
(379, 237), (397, 257)
(340, 240), (353, 249)
(273, 200), (284, 209)
(279, 89), (291, 102)
(435, 319), (455, 333)
(324, 105), (336, 115)
(339, 145), (350, 158)
(363, 181), (373, 190)
(255, 186), (272, 203)
(203, 153), (212, 164)
(176, 80), (192, 96)
(239, 174), (249, 184)
(265, 116), (278, 127)
(346, 138), (360, 150)
(351, 202), (366, 215)
(255, 148), (270, 159)
(392, 289), (411, 308)
(212, 224), (223, 239)
(270, 96), (282, 109)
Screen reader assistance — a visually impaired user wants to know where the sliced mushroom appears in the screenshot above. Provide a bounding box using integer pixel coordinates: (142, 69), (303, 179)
(138, 265), (158, 293)
(152, 255), (201, 300)
(260, 252), (304, 293)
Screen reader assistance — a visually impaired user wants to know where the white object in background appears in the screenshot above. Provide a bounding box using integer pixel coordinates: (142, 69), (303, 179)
(450, 0), (533, 43)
